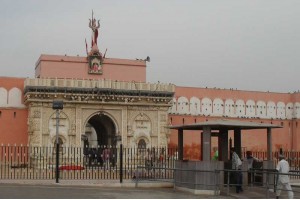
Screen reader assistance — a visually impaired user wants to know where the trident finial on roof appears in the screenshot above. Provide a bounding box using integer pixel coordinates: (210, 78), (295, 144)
(89, 10), (100, 46)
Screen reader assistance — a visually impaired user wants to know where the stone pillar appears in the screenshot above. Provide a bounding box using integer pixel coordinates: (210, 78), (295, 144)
(266, 127), (274, 186)
(234, 128), (242, 157)
(219, 128), (228, 161)
(178, 129), (183, 161)
(202, 126), (211, 161)
(267, 127), (272, 161)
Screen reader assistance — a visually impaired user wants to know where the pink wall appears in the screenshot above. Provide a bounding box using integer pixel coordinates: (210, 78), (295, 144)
(168, 85), (300, 157)
(174, 86), (292, 103)
(0, 109), (28, 145)
(0, 77), (28, 145)
(36, 55), (146, 82)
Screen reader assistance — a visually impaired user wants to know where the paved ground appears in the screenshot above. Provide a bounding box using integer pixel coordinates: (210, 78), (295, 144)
(0, 183), (228, 199)
(0, 180), (299, 199)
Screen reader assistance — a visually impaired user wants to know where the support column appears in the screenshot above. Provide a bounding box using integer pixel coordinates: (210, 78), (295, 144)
(267, 128), (272, 161)
(234, 128), (242, 158)
(201, 132), (203, 160)
(264, 127), (274, 184)
(202, 126), (211, 161)
(178, 128), (183, 161)
(219, 128), (228, 161)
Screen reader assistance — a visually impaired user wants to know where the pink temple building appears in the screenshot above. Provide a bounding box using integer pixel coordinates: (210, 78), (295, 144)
(1, 17), (300, 159)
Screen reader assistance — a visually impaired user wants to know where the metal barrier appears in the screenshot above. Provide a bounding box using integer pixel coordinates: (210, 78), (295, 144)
(134, 166), (221, 196)
(242, 150), (300, 180)
(1, 144), (299, 198)
(134, 166), (300, 198)
(0, 145), (177, 182)
(221, 168), (300, 198)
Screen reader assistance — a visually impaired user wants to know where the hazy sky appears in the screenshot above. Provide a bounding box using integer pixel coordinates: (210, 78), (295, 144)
(0, 0), (300, 93)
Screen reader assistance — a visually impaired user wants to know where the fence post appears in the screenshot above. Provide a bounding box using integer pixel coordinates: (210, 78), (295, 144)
(135, 166), (139, 188)
(214, 170), (218, 196)
(119, 144), (123, 183)
(227, 170), (230, 195)
(173, 167), (176, 191)
(266, 171), (269, 199)
(55, 110), (60, 183)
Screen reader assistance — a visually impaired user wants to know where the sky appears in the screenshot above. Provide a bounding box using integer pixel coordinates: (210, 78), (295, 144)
(0, 0), (300, 93)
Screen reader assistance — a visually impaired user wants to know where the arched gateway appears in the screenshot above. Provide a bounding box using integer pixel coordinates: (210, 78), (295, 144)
(24, 78), (175, 149)
(84, 111), (118, 147)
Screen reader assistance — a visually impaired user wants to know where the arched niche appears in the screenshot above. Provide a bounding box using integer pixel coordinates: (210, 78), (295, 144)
(212, 98), (224, 116)
(257, 101), (267, 118)
(201, 97), (212, 116)
(267, 101), (276, 119)
(224, 99), (235, 117)
(246, 100), (256, 118)
(277, 102), (286, 119)
(0, 87), (7, 107)
(8, 87), (24, 107)
(190, 97), (200, 116)
(286, 102), (293, 120)
(235, 99), (245, 117)
(177, 96), (189, 115)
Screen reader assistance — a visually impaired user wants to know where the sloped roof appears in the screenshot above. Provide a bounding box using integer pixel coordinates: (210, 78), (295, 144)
(169, 119), (282, 131)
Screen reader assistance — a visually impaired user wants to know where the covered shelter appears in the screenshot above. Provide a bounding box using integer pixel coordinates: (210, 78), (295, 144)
(169, 119), (282, 194)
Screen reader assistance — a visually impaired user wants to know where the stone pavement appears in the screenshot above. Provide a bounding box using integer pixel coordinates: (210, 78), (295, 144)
(0, 179), (299, 199)
(223, 184), (300, 199)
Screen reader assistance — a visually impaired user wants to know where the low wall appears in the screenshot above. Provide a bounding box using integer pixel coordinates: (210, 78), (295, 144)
(174, 160), (224, 193)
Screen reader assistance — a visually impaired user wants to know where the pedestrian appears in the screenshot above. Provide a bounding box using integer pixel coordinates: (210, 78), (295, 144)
(103, 148), (110, 169)
(212, 149), (218, 161)
(275, 154), (294, 199)
(145, 148), (152, 171)
(158, 148), (165, 176)
(230, 148), (243, 193)
(246, 151), (260, 184)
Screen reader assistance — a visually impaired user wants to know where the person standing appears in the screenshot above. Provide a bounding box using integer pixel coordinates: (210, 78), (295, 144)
(276, 154), (294, 199)
(246, 151), (260, 184)
(145, 148), (152, 171)
(212, 150), (219, 161)
(158, 148), (165, 176)
(103, 148), (110, 169)
(230, 148), (243, 193)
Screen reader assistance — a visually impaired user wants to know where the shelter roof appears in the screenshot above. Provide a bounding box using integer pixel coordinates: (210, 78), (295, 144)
(169, 119), (282, 131)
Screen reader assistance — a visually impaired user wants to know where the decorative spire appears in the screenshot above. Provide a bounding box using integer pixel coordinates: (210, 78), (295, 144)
(89, 10), (100, 49)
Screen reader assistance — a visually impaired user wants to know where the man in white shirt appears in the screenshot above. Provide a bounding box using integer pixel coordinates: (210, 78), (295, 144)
(276, 154), (294, 199)
(230, 148), (243, 193)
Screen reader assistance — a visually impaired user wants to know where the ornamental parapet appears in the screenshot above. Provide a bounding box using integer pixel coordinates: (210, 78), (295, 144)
(24, 78), (175, 105)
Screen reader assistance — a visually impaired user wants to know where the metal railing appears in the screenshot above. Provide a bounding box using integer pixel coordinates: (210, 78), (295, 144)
(133, 166), (300, 198)
(242, 150), (300, 180)
(0, 145), (177, 182)
(222, 168), (299, 198)
(134, 166), (221, 196)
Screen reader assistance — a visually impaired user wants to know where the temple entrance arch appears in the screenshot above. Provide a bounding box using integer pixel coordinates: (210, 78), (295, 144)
(83, 111), (118, 147)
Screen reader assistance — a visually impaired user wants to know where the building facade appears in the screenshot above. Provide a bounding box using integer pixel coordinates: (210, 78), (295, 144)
(1, 17), (300, 155)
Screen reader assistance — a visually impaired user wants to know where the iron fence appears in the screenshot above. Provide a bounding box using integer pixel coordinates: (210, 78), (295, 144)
(242, 150), (300, 179)
(0, 145), (177, 181)
(222, 168), (300, 198)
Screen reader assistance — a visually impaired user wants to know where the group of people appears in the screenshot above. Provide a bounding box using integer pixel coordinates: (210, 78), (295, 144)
(144, 148), (166, 175)
(84, 147), (112, 169)
(230, 148), (294, 198)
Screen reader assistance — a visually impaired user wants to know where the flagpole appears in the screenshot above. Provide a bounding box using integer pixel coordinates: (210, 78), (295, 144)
(85, 38), (88, 56)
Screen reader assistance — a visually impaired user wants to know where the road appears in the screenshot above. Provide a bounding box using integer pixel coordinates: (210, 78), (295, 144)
(0, 183), (228, 199)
